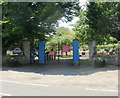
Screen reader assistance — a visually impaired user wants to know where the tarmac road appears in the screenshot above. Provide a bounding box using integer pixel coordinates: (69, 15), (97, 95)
(0, 80), (118, 96)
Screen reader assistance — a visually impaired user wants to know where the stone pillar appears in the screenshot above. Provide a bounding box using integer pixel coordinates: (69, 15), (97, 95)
(118, 41), (120, 65)
(88, 40), (97, 60)
(23, 40), (30, 64)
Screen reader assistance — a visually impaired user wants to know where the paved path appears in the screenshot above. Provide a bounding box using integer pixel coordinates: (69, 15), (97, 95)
(0, 80), (118, 96)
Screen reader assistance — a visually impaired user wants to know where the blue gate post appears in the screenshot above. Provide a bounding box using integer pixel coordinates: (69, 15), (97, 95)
(38, 41), (45, 64)
(73, 40), (80, 65)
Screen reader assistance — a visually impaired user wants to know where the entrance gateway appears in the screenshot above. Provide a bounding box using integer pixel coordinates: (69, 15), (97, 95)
(38, 40), (80, 65)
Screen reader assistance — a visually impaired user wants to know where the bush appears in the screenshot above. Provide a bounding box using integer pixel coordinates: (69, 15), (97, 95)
(94, 57), (104, 62)
(7, 56), (20, 67)
(93, 57), (106, 67)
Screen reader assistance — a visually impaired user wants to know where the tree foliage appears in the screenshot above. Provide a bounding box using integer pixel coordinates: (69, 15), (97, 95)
(2, 2), (79, 50)
(74, 9), (90, 45)
(46, 27), (76, 48)
(74, 2), (120, 45)
(86, 2), (120, 41)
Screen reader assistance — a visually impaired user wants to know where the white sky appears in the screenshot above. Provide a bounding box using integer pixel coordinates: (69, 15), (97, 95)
(58, 0), (87, 30)
(58, 17), (79, 30)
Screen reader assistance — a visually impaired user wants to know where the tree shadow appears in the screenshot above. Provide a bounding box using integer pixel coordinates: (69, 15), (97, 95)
(2, 59), (118, 76)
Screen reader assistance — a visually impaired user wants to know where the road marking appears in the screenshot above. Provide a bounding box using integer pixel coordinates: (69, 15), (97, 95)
(0, 80), (118, 93)
(0, 93), (11, 96)
(0, 80), (49, 87)
(85, 88), (118, 92)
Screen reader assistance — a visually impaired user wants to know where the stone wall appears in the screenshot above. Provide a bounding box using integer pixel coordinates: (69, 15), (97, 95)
(93, 55), (118, 65)
(2, 40), (31, 65)
(2, 55), (28, 65)
(88, 40), (119, 66)
(2, 55), (9, 65)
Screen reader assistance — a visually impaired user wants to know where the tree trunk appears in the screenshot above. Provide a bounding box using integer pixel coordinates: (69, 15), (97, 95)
(66, 52), (68, 56)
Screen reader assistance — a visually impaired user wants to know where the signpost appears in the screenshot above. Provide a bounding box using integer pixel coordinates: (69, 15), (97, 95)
(62, 45), (70, 52)
(49, 51), (55, 55)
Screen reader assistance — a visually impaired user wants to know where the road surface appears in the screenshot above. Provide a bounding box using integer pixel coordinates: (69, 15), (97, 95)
(0, 80), (118, 96)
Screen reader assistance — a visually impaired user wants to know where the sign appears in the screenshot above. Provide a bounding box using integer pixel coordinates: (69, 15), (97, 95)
(49, 51), (55, 55)
(62, 45), (70, 52)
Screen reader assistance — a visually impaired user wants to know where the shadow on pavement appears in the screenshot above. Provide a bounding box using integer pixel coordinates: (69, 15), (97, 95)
(2, 59), (118, 76)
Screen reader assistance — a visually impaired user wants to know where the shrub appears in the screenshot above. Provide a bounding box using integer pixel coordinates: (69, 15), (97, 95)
(7, 56), (20, 67)
(93, 57), (106, 68)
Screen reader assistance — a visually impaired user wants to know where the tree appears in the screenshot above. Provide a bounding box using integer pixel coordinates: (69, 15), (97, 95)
(47, 27), (76, 45)
(46, 27), (76, 55)
(73, 8), (91, 45)
(2, 2), (79, 52)
(87, 2), (120, 41)
(74, 2), (120, 45)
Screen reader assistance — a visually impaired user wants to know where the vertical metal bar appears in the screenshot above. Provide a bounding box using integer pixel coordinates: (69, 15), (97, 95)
(58, 42), (60, 61)
(0, 2), (2, 69)
(38, 41), (45, 64)
(118, 41), (120, 65)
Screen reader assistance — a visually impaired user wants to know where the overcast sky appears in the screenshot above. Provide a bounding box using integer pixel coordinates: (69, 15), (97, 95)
(58, 0), (87, 30)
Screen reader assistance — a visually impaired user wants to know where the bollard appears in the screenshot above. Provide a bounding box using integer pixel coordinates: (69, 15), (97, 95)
(73, 40), (80, 65)
(38, 41), (45, 64)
